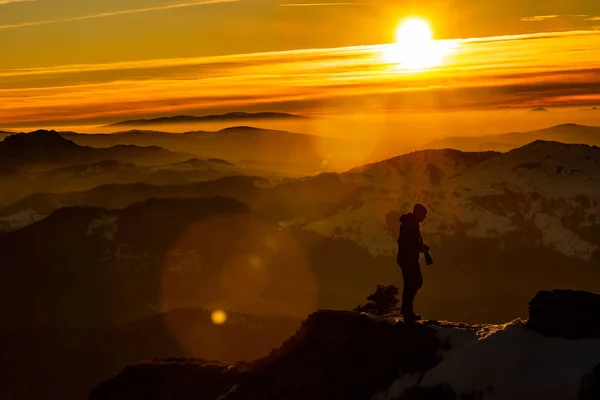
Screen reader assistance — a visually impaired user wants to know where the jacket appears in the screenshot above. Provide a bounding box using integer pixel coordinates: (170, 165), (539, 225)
(397, 212), (423, 263)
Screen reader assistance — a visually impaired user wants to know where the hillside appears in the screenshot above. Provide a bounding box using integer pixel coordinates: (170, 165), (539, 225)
(89, 289), (600, 400)
(0, 196), (399, 328)
(426, 123), (600, 151)
(307, 140), (600, 261)
(0, 173), (363, 232)
(107, 112), (308, 127)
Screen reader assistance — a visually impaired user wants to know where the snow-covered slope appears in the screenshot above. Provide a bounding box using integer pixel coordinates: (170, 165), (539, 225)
(303, 141), (600, 260)
(377, 319), (600, 400)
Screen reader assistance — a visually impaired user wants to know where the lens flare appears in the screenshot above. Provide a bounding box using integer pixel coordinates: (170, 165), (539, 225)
(211, 309), (227, 324)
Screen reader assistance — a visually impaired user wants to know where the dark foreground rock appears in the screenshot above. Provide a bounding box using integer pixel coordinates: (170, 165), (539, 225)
(525, 289), (600, 339)
(580, 362), (600, 400)
(90, 310), (442, 400)
(90, 290), (600, 400)
(224, 311), (441, 400)
(89, 358), (244, 400)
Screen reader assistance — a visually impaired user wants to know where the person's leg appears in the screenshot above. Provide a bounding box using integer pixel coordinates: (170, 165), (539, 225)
(400, 263), (417, 314)
(400, 261), (423, 317)
(412, 263), (423, 312)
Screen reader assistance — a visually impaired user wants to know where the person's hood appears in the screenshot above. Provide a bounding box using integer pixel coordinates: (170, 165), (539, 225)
(399, 212), (417, 224)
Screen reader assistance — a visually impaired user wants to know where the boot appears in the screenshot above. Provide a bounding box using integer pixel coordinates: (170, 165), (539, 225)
(400, 309), (422, 322)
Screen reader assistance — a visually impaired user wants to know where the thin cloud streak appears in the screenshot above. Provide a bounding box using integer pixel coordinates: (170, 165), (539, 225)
(279, 2), (363, 6)
(1, 29), (599, 126)
(521, 15), (560, 22)
(0, 0), (34, 4)
(0, 0), (239, 30)
(1, 30), (595, 79)
(521, 14), (595, 22)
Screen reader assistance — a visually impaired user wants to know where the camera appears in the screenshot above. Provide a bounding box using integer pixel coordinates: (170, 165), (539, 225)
(423, 245), (433, 265)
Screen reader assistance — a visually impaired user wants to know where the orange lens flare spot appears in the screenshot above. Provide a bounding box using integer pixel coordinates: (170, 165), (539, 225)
(211, 309), (227, 325)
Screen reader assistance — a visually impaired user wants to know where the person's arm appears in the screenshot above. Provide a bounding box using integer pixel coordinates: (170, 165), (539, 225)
(405, 220), (422, 255)
(417, 226), (428, 253)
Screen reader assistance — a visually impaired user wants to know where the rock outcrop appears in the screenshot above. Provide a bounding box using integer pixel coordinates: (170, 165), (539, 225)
(525, 289), (600, 339)
(579, 362), (600, 400)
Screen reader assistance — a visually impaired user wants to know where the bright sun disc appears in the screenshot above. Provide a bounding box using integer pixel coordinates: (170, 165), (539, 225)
(396, 18), (432, 44)
(383, 18), (457, 71)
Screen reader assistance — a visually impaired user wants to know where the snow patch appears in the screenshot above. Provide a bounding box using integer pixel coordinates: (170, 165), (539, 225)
(304, 199), (397, 256)
(0, 209), (44, 232)
(86, 215), (118, 241)
(278, 216), (306, 229)
(533, 213), (598, 260)
(376, 319), (600, 400)
(253, 178), (282, 188)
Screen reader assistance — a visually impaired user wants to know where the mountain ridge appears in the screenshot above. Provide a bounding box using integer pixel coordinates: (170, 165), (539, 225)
(426, 123), (600, 152)
(0, 129), (193, 169)
(107, 112), (308, 127)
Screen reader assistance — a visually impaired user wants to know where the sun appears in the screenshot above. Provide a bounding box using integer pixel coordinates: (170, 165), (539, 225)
(396, 18), (432, 44)
(382, 18), (457, 71)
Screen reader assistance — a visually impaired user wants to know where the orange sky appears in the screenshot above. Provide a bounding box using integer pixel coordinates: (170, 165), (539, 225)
(0, 0), (599, 129)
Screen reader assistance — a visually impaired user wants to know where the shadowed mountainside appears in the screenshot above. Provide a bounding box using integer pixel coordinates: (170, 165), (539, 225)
(0, 196), (398, 329)
(0, 157), (244, 210)
(0, 308), (301, 400)
(0, 196), (396, 400)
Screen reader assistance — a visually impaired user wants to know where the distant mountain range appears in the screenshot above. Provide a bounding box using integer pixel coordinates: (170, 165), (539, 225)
(59, 125), (355, 177)
(0, 130), (231, 207)
(2, 123), (599, 178)
(426, 123), (600, 152)
(107, 112), (308, 127)
(0, 130), (191, 169)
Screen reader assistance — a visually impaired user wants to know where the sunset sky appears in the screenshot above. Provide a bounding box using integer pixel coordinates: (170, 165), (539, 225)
(1, 0), (599, 130)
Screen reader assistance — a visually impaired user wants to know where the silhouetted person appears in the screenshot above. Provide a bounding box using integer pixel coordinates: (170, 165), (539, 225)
(397, 203), (430, 322)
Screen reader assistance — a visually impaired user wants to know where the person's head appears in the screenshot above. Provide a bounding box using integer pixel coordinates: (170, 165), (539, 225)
(413, 203), (427, 222)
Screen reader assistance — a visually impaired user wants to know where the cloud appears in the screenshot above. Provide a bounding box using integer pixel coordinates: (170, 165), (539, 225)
(0, 29), (599, 126)
(585, 17), (600, 21)
(0, 0), (238, 30)
(0, 0), (35, 4)
(279, 2), (363, 6)
(521, 14), (595, 22)
(520, 15), (560, 22)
